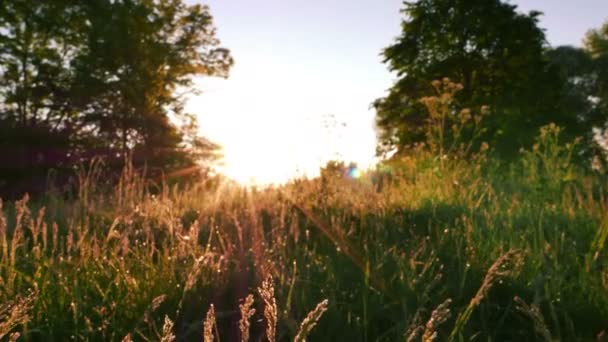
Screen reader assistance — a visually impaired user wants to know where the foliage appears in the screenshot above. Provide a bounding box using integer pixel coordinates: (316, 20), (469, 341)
(585, 20), (608, 118)
(518, 123), (582, 193)
(418, 78), (489, 158)
(374, 0), (592, 159)
(585, 21), (608, 162)
(545, 46), (597, 127)
(73, 0), (231, 170)
(0, 0), (89, 197)
(2, 121), (608, 340)
(3, 3), (608, 341)
(0, 0), (232, 198)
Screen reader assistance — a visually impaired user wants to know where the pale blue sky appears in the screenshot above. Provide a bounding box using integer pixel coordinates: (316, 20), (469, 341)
(186, 0), (608, 184)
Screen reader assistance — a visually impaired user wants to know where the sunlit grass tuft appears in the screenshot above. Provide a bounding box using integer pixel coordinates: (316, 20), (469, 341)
(1, 114), (608, 340)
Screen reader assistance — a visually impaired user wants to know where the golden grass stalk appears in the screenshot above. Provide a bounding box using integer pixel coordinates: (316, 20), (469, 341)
(8, 196), (28, 285)
(239, 294), (256, 342)
(294, 299), (329, 342)
(143, 295), (167, 325)
(203, 304), (216, 342)
(422, 298), (452, 342)
(51, 222), (58, 256)
(0, 290), (37, 339)
(30, 207), (45, 260)
(404, 300), (429, 341)
(514, 296), (554, 341)
(449, 250), (524, 341)
(405, 269), (445, 342)
(258, 275), (278, 342)
(160, 315), (176, 342)
(0, 199), (7, 261)
(405, 326), (425, 342)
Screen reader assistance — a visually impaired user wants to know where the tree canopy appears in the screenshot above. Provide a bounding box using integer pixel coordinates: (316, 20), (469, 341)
(374, 0), (602, 159)
(0, 0), (232, 197)
(584, 21), (608, 125)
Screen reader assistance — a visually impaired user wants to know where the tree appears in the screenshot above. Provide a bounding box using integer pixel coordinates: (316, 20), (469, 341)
(0, 0), (232, 197)
(582, 20), (608, 165)
(0, 1), (86, 128)
(0, 0), (88, 197)
(584, 21), (608, 125)
(374, 0), (585, 158)
(545, 45), (602, 133)
(72, 0), (232, 172)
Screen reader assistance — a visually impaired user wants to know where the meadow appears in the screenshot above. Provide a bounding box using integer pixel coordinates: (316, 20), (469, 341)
(2, 0), (608, 339)
(2, 119), (608, 341)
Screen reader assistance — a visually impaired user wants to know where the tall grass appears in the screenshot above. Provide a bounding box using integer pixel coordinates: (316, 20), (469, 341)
(2, 84), (608, 340)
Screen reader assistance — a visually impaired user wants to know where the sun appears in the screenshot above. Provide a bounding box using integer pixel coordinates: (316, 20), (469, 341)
(218, 143), (302, 186)
(186, 62), (379, 187)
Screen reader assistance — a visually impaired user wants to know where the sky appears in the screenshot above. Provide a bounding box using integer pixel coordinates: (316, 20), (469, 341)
(185, 0), (608, 185)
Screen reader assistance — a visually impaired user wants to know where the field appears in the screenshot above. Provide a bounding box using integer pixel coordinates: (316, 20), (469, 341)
(2, 125), (608, 341)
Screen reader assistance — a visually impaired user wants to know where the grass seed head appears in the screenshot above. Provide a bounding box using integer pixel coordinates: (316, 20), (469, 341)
(294, 299), (329, 342)
(160, 315), (175, 342)
(514, 296), (553, 342)
(0, 290), (37, 339)
(203, 304), (216, 342)
(422, 298), (452, 342)
(239, 294), (256, 342)
(258, 275), (278, 342)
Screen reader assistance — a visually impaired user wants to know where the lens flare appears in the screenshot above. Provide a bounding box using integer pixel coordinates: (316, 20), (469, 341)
(347, 166), (362, 179)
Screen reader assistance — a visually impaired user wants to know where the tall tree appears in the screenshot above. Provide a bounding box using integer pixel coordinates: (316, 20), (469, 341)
(0, 0), (232, 197)
(545, 46), (600, 131)
(0, 0), (88, 196)
(73, 0), (232, 172)
(581, 20), (608, 164)
(584, 21), (608, 124)
(0, 1), (85, 128)
(374, 0), (583, 158)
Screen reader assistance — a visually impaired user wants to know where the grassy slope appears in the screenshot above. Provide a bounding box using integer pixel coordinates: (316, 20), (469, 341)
(1, 130), (608, 341)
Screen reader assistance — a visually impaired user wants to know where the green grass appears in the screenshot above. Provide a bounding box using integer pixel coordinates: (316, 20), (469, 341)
(2, 126), (608, 341)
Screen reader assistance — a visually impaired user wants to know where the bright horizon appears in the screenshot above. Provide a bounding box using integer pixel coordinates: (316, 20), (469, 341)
(186, 0), (608, 185)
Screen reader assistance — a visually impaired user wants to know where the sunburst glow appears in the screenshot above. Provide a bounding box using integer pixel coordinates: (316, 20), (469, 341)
(188, 64), (382, 186)
(179, 1), (403, 186)
(182, 0), (608, 187)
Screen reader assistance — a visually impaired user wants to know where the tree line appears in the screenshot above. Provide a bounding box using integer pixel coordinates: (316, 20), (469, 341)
(2, 0), (608, 198)
(374, 0), (608, 163)
(0, 0), (232, 198)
